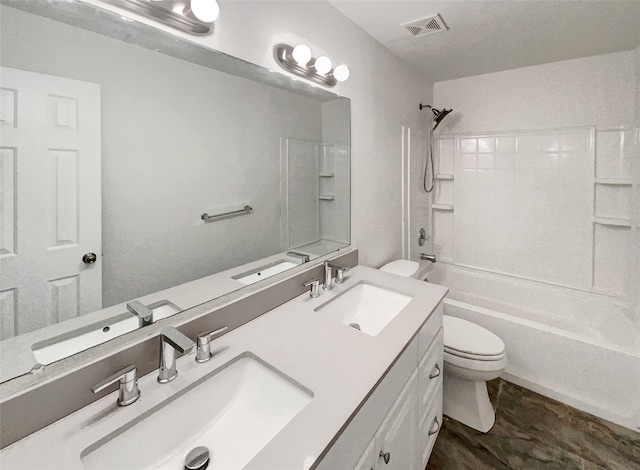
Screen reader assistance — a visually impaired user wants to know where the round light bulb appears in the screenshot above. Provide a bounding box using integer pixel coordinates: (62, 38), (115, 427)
(189, 0), (219, 23)
(333, 64), (350, 82)
(292, 44), (312, 66)
(314, 56), (332, 75)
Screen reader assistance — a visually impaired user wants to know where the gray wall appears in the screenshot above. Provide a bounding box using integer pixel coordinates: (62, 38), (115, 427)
(1, 6), (323, 306)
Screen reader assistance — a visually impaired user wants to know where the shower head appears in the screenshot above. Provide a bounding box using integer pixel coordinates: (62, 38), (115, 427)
(418, 103), (452, 130)
(432, 107), (452, 130)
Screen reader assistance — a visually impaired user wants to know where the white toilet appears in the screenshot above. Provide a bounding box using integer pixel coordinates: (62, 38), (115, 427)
(379, 259), (507, 433)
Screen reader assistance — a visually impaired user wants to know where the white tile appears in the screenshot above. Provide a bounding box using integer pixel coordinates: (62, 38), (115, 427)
(457, 169), (477, 185)
(537, 153), (560, 171)
(496, 136), (516, 153)
(515, 170), (536, 187)
(494, 170), (515, 186)
(562, 131), (589, 153)
(460, 138), (477, 153)
(515, 152), (537, 170)
(476, 169), (496, 186)
(477, 137), (496, 153)
(496, 153), (515, 169)
(516, 135), (537, 153)
(477, 154), (495, 170)
(460, 154), (477, 170)
(538, 134), (562, 152)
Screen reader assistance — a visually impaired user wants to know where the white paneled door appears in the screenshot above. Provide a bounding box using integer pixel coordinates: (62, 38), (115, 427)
(0, 67), (101, 339)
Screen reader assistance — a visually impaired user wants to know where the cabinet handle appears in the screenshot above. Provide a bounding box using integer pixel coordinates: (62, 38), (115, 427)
(428, 416), (440, 436)
(379, 450), (391, 465)
(429, 363), (441, 379)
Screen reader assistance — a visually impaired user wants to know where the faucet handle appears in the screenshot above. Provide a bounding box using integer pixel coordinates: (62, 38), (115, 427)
(196, 326), (228, 363)
(303, 279), (321, 298)
(328, 263), (351, 284)
(91, 364), (140, 406)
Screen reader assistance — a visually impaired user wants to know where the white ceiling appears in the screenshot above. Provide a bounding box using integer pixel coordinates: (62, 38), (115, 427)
(328, 1), (640, 82)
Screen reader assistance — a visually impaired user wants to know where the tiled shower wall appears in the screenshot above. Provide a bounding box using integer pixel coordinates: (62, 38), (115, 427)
(430, 51), (638, 306)
(433, 126), (637, 298)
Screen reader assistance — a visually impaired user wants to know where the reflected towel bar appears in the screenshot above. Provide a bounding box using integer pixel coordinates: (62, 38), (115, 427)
(201, 205), (253, 222)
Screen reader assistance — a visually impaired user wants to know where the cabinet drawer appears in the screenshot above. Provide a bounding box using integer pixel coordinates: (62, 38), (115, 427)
(418, 327), (443, 422)
(418, 383), (443, 469)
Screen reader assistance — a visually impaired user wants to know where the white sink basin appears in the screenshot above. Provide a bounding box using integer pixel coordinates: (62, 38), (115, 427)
(315, 282), (413, 336)
(232, 260), (298, 285)
(80, 353), (313, 470)
(32, 301), (181, 365)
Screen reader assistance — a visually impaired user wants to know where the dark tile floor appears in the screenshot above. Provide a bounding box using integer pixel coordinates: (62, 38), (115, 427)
(427, 379), (640, 470)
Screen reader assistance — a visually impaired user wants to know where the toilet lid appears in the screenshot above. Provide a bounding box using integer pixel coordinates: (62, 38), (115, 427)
(379, 260), (420, 278)
(443, 315), (505, 357)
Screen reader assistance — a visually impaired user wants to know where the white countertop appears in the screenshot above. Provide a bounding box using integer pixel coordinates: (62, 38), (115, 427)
(0, 265), (448, 470)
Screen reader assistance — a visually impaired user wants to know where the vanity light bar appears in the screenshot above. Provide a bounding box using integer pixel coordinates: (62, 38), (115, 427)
(274, 44), (350, 87)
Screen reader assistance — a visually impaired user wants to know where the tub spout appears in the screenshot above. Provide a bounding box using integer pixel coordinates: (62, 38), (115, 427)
(421, 254), (437, 263)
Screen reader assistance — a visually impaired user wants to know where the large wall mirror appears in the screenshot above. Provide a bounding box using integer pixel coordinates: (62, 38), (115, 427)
(0, 0), (351, 383)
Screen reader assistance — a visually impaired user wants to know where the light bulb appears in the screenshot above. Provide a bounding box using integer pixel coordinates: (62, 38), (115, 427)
(333, 64), (350, 82)
(292, 44), (312, 66)
(189, 0), (219, 23)
(314, 56), (332, 75)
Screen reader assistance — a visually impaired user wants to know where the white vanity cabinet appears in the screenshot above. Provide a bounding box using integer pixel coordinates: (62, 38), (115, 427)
(317, 303), (444, 470)
(375, 370), (419, 470)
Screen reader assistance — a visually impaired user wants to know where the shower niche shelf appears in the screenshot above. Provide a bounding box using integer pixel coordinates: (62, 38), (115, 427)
(594, 178), (633, 185)
(432, 203), (454, 211)
(593, 217), (632, 228)
(435, 174), (454, 180)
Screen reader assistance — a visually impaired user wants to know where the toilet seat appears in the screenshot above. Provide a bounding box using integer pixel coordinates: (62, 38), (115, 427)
(443, 315), (505, 360)
(444, 350), (507, 372)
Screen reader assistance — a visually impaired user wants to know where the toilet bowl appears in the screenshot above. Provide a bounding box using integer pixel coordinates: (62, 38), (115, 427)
(379, 259), (507, 433)
(442, 315), (506, 432)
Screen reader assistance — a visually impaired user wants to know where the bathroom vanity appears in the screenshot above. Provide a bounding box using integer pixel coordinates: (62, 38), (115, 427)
(0, 265), (447, 469)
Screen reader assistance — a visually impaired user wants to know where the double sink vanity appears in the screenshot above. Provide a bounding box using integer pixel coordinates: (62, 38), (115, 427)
(0, 262), (447, 469)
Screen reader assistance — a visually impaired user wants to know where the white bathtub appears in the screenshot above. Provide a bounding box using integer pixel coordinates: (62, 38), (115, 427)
(426, 263), (640, 432)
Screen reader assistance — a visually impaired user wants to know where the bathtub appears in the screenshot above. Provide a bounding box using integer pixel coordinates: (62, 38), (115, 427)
(425, 263), (640, 432)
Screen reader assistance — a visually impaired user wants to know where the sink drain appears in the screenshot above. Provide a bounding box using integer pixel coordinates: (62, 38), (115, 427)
(348, 323), (361, 330)
(185, 446), (210, 470)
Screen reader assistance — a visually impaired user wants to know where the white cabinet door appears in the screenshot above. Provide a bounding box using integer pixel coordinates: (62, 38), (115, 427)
(374, 370), (419, 470)
(353, 437), (376, 470)
(0, 66), (101, 339)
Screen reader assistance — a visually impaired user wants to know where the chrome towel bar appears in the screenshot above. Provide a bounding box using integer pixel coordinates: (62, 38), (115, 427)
(201, 205), (253, 222)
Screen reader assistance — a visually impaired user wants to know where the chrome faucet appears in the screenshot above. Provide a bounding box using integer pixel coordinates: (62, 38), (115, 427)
(195, 326), (228, 363)
(158, 327), (195, 383)
(421, 254), (437, 263)
(127, 300), (153, 327)
(287, 251), (310, 263)
(323, 261), (351, 290)
(91, 364), (140, 406)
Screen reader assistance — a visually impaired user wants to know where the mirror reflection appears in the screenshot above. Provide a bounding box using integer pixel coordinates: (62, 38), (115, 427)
(0, 1), (350, 382)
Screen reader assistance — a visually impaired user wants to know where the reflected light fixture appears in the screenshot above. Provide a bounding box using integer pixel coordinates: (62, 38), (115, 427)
(114, 0), (219, 35)
(274, 44), (350, 87)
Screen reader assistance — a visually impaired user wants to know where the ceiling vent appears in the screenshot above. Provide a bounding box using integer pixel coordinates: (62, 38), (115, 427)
(401, 14), (448, 38)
